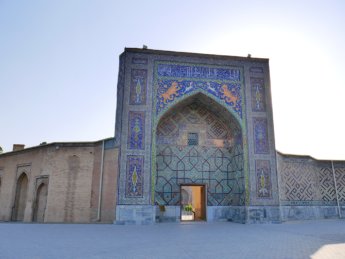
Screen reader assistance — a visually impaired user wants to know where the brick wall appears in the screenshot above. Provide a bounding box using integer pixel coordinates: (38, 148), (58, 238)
(0, 140), (118, 223)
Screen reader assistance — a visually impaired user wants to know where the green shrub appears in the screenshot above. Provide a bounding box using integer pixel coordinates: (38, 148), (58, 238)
(184, 204), (193, 212)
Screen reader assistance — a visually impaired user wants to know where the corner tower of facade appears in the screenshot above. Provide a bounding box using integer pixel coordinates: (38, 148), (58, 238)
(114, 48), (280, 224)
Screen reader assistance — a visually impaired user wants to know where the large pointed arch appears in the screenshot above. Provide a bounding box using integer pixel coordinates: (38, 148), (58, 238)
(153, 93), (245, 210)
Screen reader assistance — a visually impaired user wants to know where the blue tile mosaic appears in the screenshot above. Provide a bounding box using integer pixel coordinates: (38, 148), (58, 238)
(155, 62), (243, 119)
(251, 78), (266, 112)
(157, 80), (241, 116)
(129, 69), (147, 105)
(253, 118), (269, 154)
(128, 111), (145, 150)
(255, 160), (272, 198)
(155, 102), (244, 206)
(125, 155), (144, 198)
(157, 63), (241, 81)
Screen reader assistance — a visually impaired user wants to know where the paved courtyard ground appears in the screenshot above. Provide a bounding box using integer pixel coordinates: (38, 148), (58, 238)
(0, 219), (345, 259)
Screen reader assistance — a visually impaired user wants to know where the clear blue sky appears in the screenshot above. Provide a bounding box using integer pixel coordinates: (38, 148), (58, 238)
(1, 0), (344, 159)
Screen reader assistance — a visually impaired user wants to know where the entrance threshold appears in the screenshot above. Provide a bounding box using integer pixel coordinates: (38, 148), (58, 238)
(180, 184), (206, 222)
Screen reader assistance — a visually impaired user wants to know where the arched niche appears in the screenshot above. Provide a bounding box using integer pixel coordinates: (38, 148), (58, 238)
(33, 182), (48, 223)
(154, 93), (245, 207)
(12, 173), (29, 221)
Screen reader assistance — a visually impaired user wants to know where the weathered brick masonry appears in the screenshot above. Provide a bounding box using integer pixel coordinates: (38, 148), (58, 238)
(0, 139), (118, 223)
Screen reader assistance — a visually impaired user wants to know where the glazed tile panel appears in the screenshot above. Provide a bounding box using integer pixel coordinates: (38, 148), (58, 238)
(278, 157), (345, 206)
(127, 111), (145, 150)
(157, 63), (241, 80)
(125, 155), (144, 198)
(155, 101), (244, 206)
(155, 145), (244, 206)
(255, 160), (272, 198)
(155, 62), (243, 120)
(253, 118), (269, 154)
(129, 69), (147, 105)
(250, 77), (266, 112)
(335, 168), (345, 202)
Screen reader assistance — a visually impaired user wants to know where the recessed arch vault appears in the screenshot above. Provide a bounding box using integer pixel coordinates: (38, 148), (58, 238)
(155, 90), (243, 129)
(154, 93), (245, 207)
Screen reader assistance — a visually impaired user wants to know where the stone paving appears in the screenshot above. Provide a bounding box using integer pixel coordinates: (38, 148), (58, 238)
(0, 219), (345, 259)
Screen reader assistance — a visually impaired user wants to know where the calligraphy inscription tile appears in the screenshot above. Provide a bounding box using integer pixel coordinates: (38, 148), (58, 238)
(155, 62), (242, 118)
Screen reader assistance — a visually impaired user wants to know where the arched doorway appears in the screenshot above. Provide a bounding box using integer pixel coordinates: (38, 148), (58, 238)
(33, 183), (48, 222)
(155, 94), (244, 221)
(12, 173), (28, 221)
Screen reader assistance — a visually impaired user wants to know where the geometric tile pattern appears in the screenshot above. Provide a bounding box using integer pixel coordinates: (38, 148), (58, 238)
(128, 111), (145, 150)
(130, 69), (147, 105)
(155, 101), (244, 206)
(155, 62), (242, 119)
(278, 159), (345, 206)
(125, 155), (144, 198)
(255, 160), (272, 198)
(253, 118), (269, 154)
(208, 120), (228, 139)
(251, 77), (266, 112)
(335, 168), (345, 202)
(319, 167), (336, 202)
(156, 102), (241, 146)
(280, 161), (317, 201)
(155, 145), (244, 206)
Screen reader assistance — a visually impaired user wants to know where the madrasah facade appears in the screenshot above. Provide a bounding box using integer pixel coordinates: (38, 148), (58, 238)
(0, 48), (344, 224)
